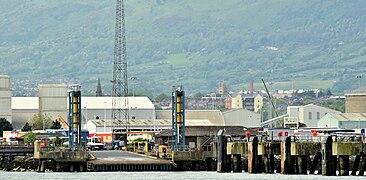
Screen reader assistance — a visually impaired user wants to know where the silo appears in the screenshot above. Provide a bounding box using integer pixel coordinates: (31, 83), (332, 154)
(38, 84), (68, 120)
(0, 75), (12, 123)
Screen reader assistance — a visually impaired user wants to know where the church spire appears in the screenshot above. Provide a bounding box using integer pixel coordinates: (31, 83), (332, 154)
(96, 77), (102, 97)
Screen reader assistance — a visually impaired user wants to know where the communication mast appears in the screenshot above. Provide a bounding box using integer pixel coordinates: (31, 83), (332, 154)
(112, 0), (129, 142)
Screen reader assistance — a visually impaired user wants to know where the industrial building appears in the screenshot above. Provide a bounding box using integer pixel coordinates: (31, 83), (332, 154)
(261, 104), (340, 128)
(11, 96), (155, 129)
(12, 97), (39, 128)
(318, 113), (366, 129)
(86, 109), (260, 134)
(38, 84), (68, 119)
(0, 75), (12, 123)
(222, 108), (261, 127)
(6, 80), (261, 138)
(155, 126), (258, 151)
(345, 87), (366, 113)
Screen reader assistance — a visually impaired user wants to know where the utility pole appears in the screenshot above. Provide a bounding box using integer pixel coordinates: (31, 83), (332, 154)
(112, 0), (129, 142)
(130, 77), (137, 96)
(356, 75), (363, 88)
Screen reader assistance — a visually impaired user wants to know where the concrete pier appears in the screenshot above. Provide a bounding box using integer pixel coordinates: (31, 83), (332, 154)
(220, 134), (366, 176)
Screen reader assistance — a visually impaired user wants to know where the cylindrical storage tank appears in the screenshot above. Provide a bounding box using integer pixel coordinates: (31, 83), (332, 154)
(0, 75), (12, 123)
(38, 84), (67, 120)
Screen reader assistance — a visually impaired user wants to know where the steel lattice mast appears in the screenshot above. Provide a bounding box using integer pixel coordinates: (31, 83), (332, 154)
(112, 0), (129, 141)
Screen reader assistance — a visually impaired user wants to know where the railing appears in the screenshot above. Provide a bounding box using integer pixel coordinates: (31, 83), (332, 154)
(260, 114), (288, 128)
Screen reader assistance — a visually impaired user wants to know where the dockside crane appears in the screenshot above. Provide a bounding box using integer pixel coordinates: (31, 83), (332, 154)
(261, 78), (282, 127)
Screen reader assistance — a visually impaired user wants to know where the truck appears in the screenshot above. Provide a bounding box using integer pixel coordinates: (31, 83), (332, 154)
(87, 136), (104, 150)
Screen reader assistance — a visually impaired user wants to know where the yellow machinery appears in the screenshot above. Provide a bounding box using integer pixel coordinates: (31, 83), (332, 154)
(132, 141), (149, 154)
(54, 115), (69, 129)
(158, 145), (168, 154)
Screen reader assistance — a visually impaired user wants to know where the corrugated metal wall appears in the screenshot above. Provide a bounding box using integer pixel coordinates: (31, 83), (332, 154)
(0, 75), (12, 122)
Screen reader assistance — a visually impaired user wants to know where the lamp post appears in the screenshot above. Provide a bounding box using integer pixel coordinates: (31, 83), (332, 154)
(130, 77), (137, 96)
(83, 106), (86, 129)
(103, 101), (107, 132)
(43, 116), (45, 131)
(261, 109), (266, 123)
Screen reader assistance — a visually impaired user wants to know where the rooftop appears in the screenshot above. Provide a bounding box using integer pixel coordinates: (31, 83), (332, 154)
(10, 96), (155, 110)
(81, 97), (154, 109)
(328, 113), (366, 121)
(88, 118), (215, 127)
(155, 126), (258, 137)
(155, 110), (224, 126)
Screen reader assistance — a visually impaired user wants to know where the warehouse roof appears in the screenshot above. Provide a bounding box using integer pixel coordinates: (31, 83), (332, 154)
(328, 113), (366, 121)
(155, 110), (225, 126)
(81, 97), (154, 109)
(10, 96), (154, 110)
(12, 97), (38, 110)
(155, 126), (259, 137)
(88, 119), (214, 127)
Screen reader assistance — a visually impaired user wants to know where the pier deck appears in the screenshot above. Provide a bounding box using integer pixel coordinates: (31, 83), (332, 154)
(88, 150), (175, 171)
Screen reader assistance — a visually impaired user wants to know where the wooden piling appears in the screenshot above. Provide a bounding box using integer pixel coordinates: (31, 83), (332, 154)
(40, 160), (46, 172)
(268, 142), (276, 174)
(248, 137), (260, 173)
(359, 153), (366, 176)
(321, 136), (336, 176)
(281, 137), (294, 174)
(217, 130), (229, 172)
(269, 153), (275, 173)
(232, 154), (242, 172)
(339, 155), (349, 176)
(298, 155), (308, 174)
(351, 155), (360, 175)
(0, 156), (3, 169)
(263, 154), (269, 173)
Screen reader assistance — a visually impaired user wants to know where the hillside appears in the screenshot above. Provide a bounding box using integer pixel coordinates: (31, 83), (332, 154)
(1, 0), (366, 96)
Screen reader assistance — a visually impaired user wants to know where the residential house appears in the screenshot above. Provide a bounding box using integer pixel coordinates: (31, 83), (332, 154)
(242, 94), (263, 113)
(231, 95), (243, 109)
(225, 94), (232, 109)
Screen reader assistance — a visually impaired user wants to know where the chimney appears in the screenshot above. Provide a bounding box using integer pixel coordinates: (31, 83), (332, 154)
(250, 80), (253, 95)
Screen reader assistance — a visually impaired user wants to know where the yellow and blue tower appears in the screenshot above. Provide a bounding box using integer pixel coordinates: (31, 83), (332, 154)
(172, 86), (185, 151)
(68, 85), (82, 151)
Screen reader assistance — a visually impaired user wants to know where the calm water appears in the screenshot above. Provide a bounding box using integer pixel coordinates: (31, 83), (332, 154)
(0, 172), (365, 180)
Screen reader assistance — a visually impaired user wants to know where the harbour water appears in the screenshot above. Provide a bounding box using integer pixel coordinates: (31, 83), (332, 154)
(0, 172), (365, 180)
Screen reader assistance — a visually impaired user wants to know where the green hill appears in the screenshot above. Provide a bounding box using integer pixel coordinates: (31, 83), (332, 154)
(1, 0), (366, 95)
